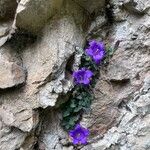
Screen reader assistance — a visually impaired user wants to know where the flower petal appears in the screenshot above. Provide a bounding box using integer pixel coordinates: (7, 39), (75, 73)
(75, 124), (81, 130)
(83, 129), (90, 136)
(85, 48), (94, 56)
(93, 53), (104, 63)
(80, 138), (87, 145)
(69, 130), (75, 137)
(97, 41), (104, 49)
(89, 40), (97, 47)
(83, 78), (90, 85)
(73, 139), (79, 145)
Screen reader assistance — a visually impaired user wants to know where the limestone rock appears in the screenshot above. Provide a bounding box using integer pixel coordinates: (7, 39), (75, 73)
(82, 75), (150, 150)
(0, 24), (9, 37)
(21, 1), (85, 108)
(62, 146), (74, 150)
(0, 123), (27, 150)
(0, 105), (39, 132)
(0, 46), (26, 89)
(0, 21), (15, 47)
(0, 1), (86, 149)
(0, 0), (17, 20)
(20, 134), (37, 150)
(74, 0), (105, 14)
(87, 14), (107, 38)
(16, 0), (63, 33)
(123, 0), (150, 14)
(112, 0), (150, 21)
(0, 0), (17, 47)
(38, 109), (68, 150)
(81, 0), (150, 149)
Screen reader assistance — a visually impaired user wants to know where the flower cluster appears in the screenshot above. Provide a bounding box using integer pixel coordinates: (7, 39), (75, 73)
(69, 40), (105, 145)
(73, 40), (105, 86)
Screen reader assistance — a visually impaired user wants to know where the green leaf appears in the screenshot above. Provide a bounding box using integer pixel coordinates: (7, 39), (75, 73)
(74, 106), (82, 112)
(66, 124), (71, 130)
(79, 100), (83, 106)
(76, 95), (82, 100)
(70, 101), (76, 108)
(72, 115), (80, 121)
(69, 115), (79, 125)
(63, 110), (70, 117)
(69, 118), (75, 126)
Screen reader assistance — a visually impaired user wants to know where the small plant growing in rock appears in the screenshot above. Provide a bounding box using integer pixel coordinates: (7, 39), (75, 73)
(61, 40), (113, 145)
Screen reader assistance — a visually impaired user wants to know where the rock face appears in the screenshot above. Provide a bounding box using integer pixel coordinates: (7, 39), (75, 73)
(74, 0), (105, 14)
(0, 123), (27, 150)
(81, 0), (150, 150)
(16, 0), (63, 33)
(0, 46), (26, 89)
(0, 0), (17, 20)
(0, 0), (150, 149)
(0, 0), (17, 47)
(0, 0), (89, 149)
(87, 76), (150, 150)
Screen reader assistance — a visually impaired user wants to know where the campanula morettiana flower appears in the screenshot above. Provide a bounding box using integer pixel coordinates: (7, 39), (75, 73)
(73, 68), (93, 85)
(69, 124), (89, 145)
(85, 40), (105, 64)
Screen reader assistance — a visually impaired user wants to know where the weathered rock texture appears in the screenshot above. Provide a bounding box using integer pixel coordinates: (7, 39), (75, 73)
(74, 0), (105, 14)
(16, 0), (63, 33)
(0, 46), (26, 89)
(81, 0), (150, 150)
(0, 0), (17, 46)
(0, 0), (149, 150)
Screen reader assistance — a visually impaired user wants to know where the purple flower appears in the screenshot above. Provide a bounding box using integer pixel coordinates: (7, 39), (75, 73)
(73, 68), (93, 85)
(69, 124), (90, 145)
(85, 40), (105, 64)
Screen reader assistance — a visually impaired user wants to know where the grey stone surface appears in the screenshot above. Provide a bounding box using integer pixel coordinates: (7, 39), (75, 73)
(21, 1), (85, 108)
(74, 0), (105, 14)
(0, 46), (26, 89)
(15, 0), (63, 33)
(38, 109), (68, 150)
(0, 0), (17, 20)
(0, 0), (86, 149)
(89, 76), (150, 150)
(0, 123), (27, 150)
(80, 0), (150, 149)
(0, 0), (17, 47)
(0, 105), (39, 132)
(0, 21), (15, 47)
